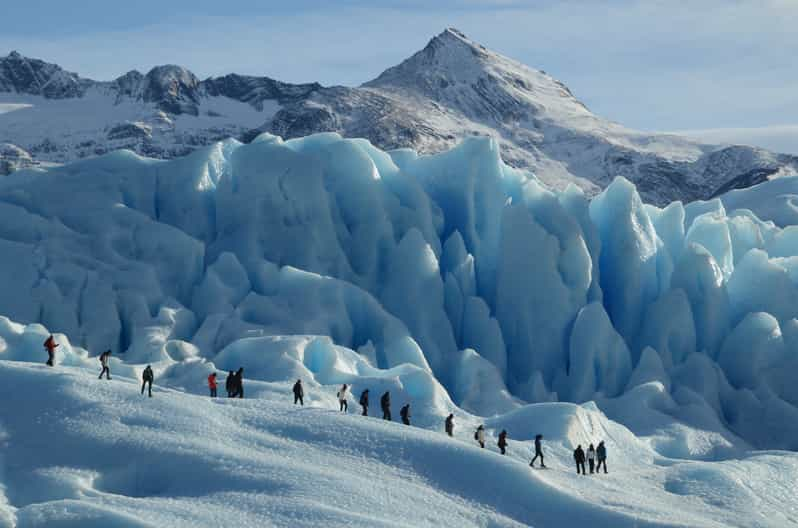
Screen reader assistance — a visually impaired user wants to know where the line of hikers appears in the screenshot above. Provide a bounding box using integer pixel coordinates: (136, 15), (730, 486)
(46, 336), (157, 398)
(291, 380), (413, 425)
(46, 336), (609, 474)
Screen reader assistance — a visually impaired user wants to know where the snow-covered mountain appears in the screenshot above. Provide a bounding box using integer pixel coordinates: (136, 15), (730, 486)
(3, 29), (797, 205)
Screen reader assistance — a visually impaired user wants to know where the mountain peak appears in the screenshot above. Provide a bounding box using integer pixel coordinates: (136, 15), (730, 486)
(0, 51), (88, 99)
(364, 28), (494, 91)
(363, 28), (590, 125)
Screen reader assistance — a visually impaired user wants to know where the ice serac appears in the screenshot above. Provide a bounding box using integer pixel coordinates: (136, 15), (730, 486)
(589, 177), (662, 349)
(567, 302), (631, 402)
(4, 132), (798, 449)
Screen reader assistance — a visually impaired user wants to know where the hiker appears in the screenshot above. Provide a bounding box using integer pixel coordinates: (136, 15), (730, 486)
(400, 403), (411, 425)
(141, 365), (154, 397)
(208, 372), (217, 397)
(587, 443), (596, 474)
(225, 371), (235, 397)
(337, 384), (349, 412)
(359, 389), (369, 416)
(574, 445), (586, 475)
(445, 414), (454, 437)
(98, 350), (112, 380)
(475, 425), (486, 448)
(596, 441), (608, 474)
(44, 335), (59, 366)
(234, 368), (244, 398)
(293, 379), (304, 406)
(381, 391), (391, 421)
(529, 434), (546, 468)
(498, 429), (508, 455)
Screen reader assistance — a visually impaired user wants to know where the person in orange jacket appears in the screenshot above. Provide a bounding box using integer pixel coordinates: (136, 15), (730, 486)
(208, 372), (218, 397)
(44, 335), (59, 366)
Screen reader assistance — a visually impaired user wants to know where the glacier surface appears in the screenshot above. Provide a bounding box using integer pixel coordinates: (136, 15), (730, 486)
(2, 133), (798, 450)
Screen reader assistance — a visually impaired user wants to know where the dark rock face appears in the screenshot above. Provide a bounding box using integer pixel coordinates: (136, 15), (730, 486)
(202, 74), (320, 109)
(141, 65), (202, 116)
(0, 143), (35, 175)
(107, 122), (152, 141)
(0, 51), (89, 99)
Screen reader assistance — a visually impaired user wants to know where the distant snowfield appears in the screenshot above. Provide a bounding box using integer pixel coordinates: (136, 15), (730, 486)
(0, 90), (272, 163)
(674, 125), (798, 156)
(0, 103), (32, 115)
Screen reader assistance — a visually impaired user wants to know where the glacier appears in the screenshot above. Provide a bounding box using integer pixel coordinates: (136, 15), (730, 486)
(2, 132), (798, 451)
(3, 132), (798, 525)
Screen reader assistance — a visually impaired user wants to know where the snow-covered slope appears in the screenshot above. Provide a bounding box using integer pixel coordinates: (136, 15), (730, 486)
(1, 333), (796, 527)
(3, 30), (798, 205)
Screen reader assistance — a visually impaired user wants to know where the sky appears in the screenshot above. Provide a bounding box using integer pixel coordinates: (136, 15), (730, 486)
(2, 0), (797, 153)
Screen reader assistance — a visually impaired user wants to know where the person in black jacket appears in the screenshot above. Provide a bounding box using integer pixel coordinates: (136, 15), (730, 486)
(445, 414), (454, 437)
(596, 440), (608, 474)
(234, 368), (244, 398)
(141, 365), (154, 397)
(574, 445), (586, 475)
(498, 430), (508, 455)
(226, 371), (235, 397)
(381, 391), (391, 421)
(359, 389), (369, 416)
(98, 350), (112, 380)
(400, 403), (410, 425)
(529, 434), (546, 468)
(293, 379), (304, 405)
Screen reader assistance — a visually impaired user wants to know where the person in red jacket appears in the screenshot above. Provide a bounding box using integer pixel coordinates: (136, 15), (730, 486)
(44, 335), (59, 366)
(208, 372), (218, 397)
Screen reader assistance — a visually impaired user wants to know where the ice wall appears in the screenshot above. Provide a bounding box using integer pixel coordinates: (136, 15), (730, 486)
(2, 132), (798, 448)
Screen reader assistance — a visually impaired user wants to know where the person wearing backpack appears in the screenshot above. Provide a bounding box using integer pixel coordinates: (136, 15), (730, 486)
(498, 430), (508, 455)
(359, 389), (369, 416)
(337, 384), (349, 412)
(293, 379), (304, 406)
(44, 335), (59, 367)
(475, 425), (486, 448)
(381, 391), (391, 421)
(141, 365), (154, 397)
(98, 350), (112, 380)
(208, 372), (218, 397)
(529, 434), (546, 468)
(400, 403), (411, 425)
(445, 414), (454, 437)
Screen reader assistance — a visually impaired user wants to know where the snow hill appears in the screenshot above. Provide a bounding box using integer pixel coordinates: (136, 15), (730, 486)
(1, 329), (797, 527)
(3, 29), (798, 205)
